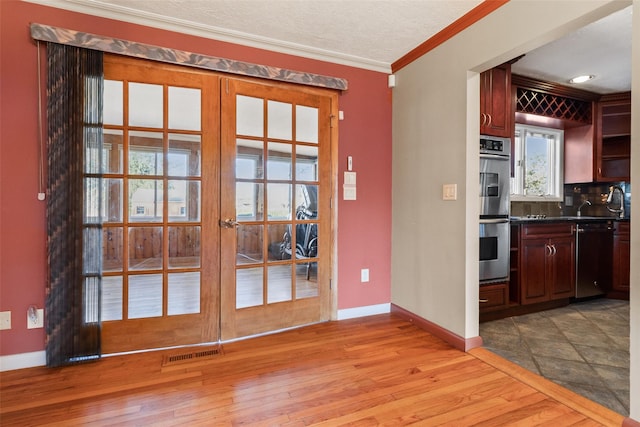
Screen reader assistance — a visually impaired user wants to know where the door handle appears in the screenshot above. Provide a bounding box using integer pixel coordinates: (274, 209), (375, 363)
(479, 218), (510, 224)
(219, 218), (239, 228)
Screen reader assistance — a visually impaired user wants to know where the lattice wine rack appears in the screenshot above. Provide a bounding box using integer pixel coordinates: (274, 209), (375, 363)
(516, 88), (592, 124)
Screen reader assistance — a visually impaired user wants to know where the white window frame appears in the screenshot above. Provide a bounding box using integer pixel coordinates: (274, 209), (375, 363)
(511, 124), (564, 202)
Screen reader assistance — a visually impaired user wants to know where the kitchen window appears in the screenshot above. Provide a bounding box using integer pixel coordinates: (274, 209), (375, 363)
(511, 124), (564, 201)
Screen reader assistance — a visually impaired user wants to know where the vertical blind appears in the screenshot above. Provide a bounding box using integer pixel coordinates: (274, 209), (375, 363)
(46, 43), (103, 367)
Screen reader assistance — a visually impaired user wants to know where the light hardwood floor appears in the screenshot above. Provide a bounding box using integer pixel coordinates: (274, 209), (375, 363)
(0, 314), (624, 426)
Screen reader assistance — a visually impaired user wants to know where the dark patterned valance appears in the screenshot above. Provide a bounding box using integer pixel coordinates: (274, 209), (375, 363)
(30, 23), (348, 91)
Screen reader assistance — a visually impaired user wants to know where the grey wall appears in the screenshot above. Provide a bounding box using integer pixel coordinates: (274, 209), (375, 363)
(391, 0), (638, 420)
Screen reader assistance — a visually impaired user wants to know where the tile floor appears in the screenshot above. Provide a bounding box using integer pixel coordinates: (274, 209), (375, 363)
(480, 298), (630, 415)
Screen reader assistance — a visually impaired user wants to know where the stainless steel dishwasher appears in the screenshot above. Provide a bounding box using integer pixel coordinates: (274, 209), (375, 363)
(575, 221), (614, 298)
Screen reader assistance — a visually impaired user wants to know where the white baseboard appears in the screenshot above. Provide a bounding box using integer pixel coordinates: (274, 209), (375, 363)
(337, 303), (390, 320)
(0, 306), (391, 371)
(0, 351), (46, 371)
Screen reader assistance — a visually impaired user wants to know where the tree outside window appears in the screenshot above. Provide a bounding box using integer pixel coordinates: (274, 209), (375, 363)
(511, 124), (564, 201)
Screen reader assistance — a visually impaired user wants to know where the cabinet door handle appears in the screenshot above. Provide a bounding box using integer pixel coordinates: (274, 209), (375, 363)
(551, 244), (557, 255)
(479, 299), (489, 303)
(486, 114), (492, 127)
(545, 244), (552, 256)
(480, 113), (486, 126)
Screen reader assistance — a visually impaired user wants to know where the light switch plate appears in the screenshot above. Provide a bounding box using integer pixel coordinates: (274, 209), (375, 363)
(0, 311), (11, 330)
(344, 171), (356, 185)
(343, 185), (357, 200)
(361, 269), (369, 282)
(442, 184), (457, 201)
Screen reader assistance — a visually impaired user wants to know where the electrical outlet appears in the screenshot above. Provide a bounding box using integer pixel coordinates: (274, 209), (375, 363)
(0, 311), (11, 330)
(27, 308), (44, 329)
(361, 269), (369, 283)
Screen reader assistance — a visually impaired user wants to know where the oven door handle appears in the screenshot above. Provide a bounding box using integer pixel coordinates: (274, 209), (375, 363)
(480, 153), (509, 161)
(479, 218), (510, 224)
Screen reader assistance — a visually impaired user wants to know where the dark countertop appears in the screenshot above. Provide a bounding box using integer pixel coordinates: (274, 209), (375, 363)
(510, 216), (629, 224)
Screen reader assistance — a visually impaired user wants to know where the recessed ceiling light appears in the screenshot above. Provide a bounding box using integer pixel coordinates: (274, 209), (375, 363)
(569, 75), (595, 84)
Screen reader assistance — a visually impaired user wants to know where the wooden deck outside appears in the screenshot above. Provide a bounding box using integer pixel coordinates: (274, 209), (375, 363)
(0, 314), (625, 426)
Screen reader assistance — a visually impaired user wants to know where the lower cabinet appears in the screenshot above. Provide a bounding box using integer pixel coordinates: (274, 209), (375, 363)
(482, 220), (628, 319)
(520, 223), (575, 305)
(612, 222), (630, 295)
(479, 282), (508, 312)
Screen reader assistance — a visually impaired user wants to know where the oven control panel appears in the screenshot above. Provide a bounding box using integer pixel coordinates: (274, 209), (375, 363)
(480, 138), (503, 152)
(480, 136), (510, 156)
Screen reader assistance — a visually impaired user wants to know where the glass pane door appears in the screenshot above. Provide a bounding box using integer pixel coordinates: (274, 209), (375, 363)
(220, 79), (334, 340)
(101, 55), (219, 353)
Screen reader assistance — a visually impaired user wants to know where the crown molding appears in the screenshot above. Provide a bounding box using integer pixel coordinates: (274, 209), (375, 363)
(23, 0), (392, 73)
(392, 0), (509, 72)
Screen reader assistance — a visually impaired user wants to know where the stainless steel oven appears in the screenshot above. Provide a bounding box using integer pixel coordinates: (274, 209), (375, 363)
(479, 218), (509, 282)
(480, 136), (510, 218)
(479, 135), (510, 282)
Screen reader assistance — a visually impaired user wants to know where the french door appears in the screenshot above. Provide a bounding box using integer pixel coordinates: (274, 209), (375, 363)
(220, 79), (333, 340)
(101, 57), (219, 353)
(100, 56), (334, 352)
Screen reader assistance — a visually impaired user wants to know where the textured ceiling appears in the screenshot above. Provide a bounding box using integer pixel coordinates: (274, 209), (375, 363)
(29, 0), (632, 93)
(511, 5), (632, 94)
(35, 0), (483, 71)
(111, 0), (482, 64)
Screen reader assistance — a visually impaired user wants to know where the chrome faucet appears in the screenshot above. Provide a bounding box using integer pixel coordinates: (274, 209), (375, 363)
(577, 199), (591, 217)
(606, 185), (625, 219)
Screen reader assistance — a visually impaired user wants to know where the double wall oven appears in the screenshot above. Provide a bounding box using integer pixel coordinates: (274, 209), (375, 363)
(479, 136), (510, 283)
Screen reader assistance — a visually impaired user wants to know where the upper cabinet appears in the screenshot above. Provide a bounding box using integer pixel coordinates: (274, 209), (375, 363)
(596, 92), (631, 182)
(512, 75), (630, 184)
(480, 63), (512, 138)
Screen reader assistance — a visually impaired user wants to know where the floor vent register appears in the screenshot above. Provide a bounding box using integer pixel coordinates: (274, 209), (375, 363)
(162, 345), (224, 367)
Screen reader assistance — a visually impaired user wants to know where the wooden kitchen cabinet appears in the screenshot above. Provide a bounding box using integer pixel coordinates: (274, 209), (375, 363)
(479, 282), (508, 313)
(480, 63), (512, 138)
(611, 222), (630, 297)
(596, 92), (631, 182)
(520, 223), (575, 305)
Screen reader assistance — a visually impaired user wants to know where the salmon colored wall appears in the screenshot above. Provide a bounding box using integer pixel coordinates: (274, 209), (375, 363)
(0, 1), (392, 356)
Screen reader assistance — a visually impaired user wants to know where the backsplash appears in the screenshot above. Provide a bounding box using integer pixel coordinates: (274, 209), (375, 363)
(511, 181), (631, 219)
